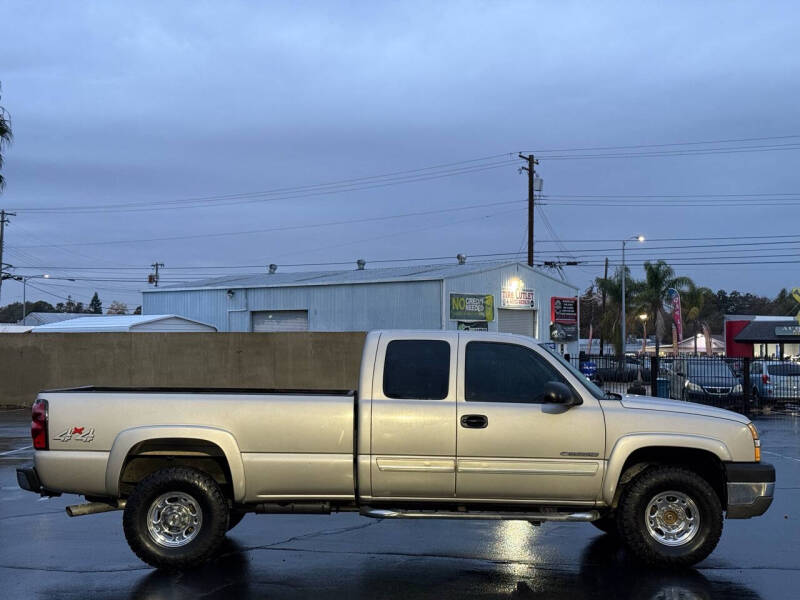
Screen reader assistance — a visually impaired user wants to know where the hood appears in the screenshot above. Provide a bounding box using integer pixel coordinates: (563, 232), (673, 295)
(620, 395), (750, 424)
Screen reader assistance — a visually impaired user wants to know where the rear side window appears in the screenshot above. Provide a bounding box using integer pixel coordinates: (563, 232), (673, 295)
(465, 341), (566, 403)
(383, 340), (450, 400)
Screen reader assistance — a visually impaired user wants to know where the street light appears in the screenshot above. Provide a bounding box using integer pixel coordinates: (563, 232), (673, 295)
(639, 313), (648, 353)
(620, 235), (645, 356)
(15, 274), (50, 322)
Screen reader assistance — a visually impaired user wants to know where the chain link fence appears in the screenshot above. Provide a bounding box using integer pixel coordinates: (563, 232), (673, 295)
(570, 354), (800, 416)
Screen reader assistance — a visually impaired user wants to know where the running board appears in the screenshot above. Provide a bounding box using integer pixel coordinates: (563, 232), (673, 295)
(360, 507), (599, 522)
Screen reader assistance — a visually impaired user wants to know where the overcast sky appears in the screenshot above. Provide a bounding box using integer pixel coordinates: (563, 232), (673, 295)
(1, 1), (799, 311)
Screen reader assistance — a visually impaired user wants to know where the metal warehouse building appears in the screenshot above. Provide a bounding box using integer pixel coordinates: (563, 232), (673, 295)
(142, 261), (580, 353)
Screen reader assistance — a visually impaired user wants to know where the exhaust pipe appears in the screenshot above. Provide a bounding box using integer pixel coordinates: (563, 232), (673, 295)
(66, 500), (126, 517)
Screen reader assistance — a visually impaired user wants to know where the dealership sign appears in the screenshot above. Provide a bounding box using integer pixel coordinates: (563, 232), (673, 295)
(550, 296), (578, 342)
(450, 294), (494, 322)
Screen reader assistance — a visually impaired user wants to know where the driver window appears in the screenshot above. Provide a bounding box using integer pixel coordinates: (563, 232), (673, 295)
(465, 341), (567, 403)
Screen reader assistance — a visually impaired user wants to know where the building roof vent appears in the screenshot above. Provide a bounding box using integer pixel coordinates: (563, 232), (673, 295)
(268, 264), (278, 274)
(356, 259), (366, 270)
(457, 253), (467, 265)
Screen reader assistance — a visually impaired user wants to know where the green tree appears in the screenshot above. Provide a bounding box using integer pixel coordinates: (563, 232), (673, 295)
(88, 292), (102, 314)
(0, 83), (12, 192)
(634, 260), (693, 355)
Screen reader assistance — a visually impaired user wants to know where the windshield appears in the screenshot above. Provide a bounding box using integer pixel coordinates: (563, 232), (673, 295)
(538, 344), (607, 400)
(768, 364), (800, 376)
(687, 361), (734, 378)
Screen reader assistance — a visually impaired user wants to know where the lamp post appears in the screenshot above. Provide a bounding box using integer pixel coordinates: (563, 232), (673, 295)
(15, 274), (50, 322)
(639, 313), (648, 354)
(620, 235), (645, 356)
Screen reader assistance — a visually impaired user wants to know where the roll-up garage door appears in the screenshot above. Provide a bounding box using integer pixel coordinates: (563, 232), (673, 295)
(251, 310), (309, 332)
(498, 309), (536, 337)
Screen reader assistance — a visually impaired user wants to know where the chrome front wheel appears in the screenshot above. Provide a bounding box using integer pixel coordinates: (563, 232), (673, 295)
(147, 491), (203, 548)
(644, 490), (700, 547)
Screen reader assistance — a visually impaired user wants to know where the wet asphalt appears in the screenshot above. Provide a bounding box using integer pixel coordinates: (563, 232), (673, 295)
(1, 408), (798, 599)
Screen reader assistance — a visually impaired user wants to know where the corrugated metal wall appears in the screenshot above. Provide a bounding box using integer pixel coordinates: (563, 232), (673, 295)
(142, 264), (577, 352)
(143, 281), (442, 332)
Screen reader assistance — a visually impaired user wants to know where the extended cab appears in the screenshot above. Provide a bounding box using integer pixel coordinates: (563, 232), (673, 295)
(17, 330), (774, 569)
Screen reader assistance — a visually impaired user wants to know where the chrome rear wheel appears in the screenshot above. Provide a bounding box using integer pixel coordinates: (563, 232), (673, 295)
(147, 491), (203, 548)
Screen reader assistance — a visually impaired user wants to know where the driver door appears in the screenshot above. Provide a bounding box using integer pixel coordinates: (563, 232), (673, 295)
(455, 335), (605, 502)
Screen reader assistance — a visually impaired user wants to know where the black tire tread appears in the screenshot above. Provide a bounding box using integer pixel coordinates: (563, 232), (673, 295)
(617, 465), (723, 567)
(123, 466), (228, 570)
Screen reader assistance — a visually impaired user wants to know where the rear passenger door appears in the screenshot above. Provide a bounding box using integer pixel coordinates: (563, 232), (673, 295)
(369, 334), (457, 500)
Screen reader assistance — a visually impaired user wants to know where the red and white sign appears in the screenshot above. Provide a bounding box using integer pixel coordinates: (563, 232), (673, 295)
(501, 287), (536, 308)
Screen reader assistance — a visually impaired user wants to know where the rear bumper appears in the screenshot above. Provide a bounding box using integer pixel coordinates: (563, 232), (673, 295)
(16, 466), (42, 493)
(16, 466), (61, 497)
(725, 462), (775, 519)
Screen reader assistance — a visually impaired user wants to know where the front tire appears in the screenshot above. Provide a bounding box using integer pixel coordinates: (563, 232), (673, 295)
(617, 466), (722, 566)
(123, 467), (229, 569)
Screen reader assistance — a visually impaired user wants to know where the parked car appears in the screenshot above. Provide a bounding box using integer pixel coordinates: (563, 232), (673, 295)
(595, 356), (643, 382)
(17, 330), (773, 569)
(667, 358), (743, 408)
(750, 360), (800, 405)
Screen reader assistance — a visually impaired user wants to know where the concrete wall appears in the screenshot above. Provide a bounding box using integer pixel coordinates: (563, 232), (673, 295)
(0, 332), (366, 408)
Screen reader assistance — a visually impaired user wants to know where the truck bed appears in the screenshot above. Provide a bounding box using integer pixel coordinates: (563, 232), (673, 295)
(35, 387), (358, 503)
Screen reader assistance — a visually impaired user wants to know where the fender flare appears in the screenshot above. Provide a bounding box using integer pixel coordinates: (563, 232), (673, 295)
(105, 425), (245, 502)
(602, 433), (732, 505)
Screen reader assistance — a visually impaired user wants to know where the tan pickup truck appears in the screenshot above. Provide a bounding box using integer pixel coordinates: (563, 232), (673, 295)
(17, 330), (774, 569)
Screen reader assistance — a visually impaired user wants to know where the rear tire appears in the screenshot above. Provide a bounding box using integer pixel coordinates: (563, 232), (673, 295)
(123, 467), (229, 570)
(617, 466), (722, 566)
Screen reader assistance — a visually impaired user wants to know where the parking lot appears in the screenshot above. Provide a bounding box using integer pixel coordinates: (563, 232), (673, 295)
(1, 408), (798, 599)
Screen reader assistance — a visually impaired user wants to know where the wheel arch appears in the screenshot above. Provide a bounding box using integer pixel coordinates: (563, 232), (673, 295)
(603, 434), (731, 506)
(106, 426), (245, 502)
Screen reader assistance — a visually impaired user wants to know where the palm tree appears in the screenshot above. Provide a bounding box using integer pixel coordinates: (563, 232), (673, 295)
(634, 260), (694, 355)
(596, 266), (640, 357)
(681, 286), (713, 354)
(0, 82), (12, 192)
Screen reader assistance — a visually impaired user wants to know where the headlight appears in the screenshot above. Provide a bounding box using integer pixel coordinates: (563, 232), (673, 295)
(732, 383), (743, 393)
(747, 422), (761, 462)
(685, 381), (703, 392)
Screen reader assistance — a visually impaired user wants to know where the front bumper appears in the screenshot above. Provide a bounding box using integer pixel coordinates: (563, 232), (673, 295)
(685, 390), (744, 407)
(725, 462), (775, 519)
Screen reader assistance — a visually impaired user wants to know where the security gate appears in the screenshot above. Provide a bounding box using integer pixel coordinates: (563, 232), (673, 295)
(497, 309), (536, 337)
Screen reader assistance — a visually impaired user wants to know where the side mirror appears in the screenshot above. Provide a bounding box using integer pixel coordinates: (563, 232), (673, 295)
(543, 381), (582, 406)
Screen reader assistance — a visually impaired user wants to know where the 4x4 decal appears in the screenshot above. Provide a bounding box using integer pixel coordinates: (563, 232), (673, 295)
(55, 426), (95, 443)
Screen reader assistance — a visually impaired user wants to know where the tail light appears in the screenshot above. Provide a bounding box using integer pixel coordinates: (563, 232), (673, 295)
(32, 399), (48, 450)
(762, 374), (770, 385)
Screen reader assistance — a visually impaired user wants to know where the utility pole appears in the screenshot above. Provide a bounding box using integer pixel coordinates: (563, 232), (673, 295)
(600, 257), (608, 356)
(518, 154), (539, 267)
(149, 262), (164, 287)
(0, 209), (16, 305)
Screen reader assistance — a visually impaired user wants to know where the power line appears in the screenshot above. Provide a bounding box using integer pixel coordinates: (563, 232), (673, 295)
(9, 134), (800, 214)
(12, 199), (524, 248)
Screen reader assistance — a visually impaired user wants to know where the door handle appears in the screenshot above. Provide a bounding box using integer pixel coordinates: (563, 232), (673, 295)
(460, 414), (488, 429)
